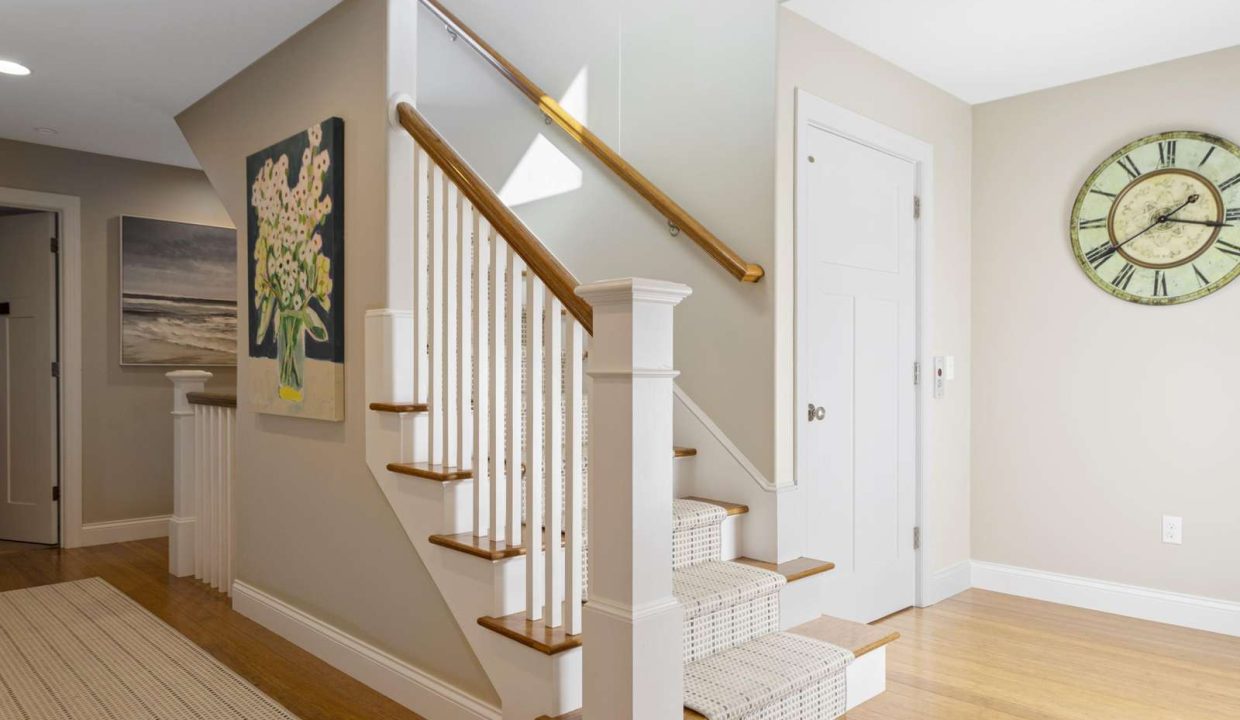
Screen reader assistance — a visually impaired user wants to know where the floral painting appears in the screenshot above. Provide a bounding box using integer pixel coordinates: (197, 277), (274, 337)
(246, 118), (344, 421)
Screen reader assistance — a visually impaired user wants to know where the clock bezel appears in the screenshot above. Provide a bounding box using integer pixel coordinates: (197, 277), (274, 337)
(1070, 130), (1240, 306)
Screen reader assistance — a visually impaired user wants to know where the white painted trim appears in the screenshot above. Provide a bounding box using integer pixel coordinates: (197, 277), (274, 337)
(79, 514), (170, 547)
(921, 560), (972, 606)
(971, 561), (1240, 638)
(673, 384), (781, 492)
(845, 646), (886, 711)
(791, 90), (938, 608)
(232, 580), (502, 720)
(0, 186), (82, 548)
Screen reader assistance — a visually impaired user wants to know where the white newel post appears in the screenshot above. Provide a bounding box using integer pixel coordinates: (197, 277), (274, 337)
(577, 278), (691, 720)
(166, 370), (211, 577)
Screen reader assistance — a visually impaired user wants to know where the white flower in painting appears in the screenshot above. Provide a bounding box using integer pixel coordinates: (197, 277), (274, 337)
(250, 123), (335, 345)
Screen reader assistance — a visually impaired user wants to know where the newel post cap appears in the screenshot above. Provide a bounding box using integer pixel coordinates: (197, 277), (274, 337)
(166, 370), (213, 384)
(575, 277), (692, 307)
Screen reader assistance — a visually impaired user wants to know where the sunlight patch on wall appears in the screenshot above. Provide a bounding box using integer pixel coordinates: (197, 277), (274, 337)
(498, 67), (588, 207)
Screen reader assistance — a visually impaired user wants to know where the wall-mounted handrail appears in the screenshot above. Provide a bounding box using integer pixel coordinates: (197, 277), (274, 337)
(418, 0), (765, 284)
(397, 101), (593, 334)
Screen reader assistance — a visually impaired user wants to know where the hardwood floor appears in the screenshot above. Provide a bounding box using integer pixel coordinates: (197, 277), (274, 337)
(3, 542), (1237, 720)
(0, 539), (426, 720)
(848, 588), (1240, 720)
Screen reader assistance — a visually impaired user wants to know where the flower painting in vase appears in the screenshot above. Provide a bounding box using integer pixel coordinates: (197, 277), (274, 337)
(246, 118), (344, 420)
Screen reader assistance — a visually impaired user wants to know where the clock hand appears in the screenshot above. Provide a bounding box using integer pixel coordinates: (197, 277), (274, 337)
(1114, 194), (1200, 250)
(1163, 218), (1233, 228)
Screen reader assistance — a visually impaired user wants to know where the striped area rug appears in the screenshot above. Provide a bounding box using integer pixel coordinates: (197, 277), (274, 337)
(0, 577), (300, 719)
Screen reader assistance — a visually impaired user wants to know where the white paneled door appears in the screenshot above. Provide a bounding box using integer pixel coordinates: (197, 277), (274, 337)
(797, 101), (919, 623)
(0, 212), (58, 545)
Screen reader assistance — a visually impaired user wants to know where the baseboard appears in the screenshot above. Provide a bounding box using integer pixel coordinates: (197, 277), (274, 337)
(232, 580), (502, 720)
(920, 559), (972, 607)
(79, 514), (170, 547)
(972, 561), (1240, 638)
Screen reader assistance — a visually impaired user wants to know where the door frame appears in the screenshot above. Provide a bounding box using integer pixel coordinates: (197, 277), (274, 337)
(793, 88), (936, 607)
(0, 187), (82, 548)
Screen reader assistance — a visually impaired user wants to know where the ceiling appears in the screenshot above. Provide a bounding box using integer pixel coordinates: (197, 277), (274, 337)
(0, 0), (340, 168)
(784, 0), (1240, 104)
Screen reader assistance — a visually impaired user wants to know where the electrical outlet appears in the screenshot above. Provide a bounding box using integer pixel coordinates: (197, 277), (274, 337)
(1162, 515), (1183, 545)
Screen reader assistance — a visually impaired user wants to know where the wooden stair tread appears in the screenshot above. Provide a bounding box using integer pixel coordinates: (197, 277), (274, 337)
(680, 496), (749, 517)
(673, 446), (697, 458)
(428, 532), (524, 560)
(369, 401), (429, 413)
(789, 614), (900, 659)
(386, 462), (473, 481)
(733, 556), (835, 582)
(477, 612), (581, 655)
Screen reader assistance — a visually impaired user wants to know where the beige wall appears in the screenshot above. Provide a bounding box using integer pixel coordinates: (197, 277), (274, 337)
(775, 10), (974, 575)
(177, 0), (497, 703)
(973, 45), (1240, 602)
(0, 138), (235, 525)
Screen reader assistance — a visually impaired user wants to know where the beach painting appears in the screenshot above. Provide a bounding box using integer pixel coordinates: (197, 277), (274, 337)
(246, 118), (344, 421)
(120, 216), (238, 366)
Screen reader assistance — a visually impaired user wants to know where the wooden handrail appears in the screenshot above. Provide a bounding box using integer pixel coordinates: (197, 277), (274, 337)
(397, 102), (593, 334)
(417, 0), (765, 284)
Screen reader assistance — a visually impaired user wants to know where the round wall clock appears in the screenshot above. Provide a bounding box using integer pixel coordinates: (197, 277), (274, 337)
(1070, 131), (1240, 305)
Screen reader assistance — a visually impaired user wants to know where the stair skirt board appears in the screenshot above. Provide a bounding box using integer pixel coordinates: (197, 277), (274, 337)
(232, 581), (502, 720)
(684, 633), (853, 720)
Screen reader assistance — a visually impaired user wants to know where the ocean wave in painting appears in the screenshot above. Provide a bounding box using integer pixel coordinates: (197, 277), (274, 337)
(122, 293), (237, 365)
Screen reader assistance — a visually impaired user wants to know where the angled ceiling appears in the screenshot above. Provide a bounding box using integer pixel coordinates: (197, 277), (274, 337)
(0, 0), (340, 168)
(784, 0), (1240, 104)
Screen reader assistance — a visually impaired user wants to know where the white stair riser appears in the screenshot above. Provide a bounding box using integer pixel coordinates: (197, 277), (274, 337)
(845, 647), (886, 711)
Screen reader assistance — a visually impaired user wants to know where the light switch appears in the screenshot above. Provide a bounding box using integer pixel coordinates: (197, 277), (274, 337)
(932, 356), (946, 399)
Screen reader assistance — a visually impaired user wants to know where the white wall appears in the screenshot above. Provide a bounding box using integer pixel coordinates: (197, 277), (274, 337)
(415, 0), (781, 479)
(973, 44), (1240, 603)
(177, 0), (498, 704)
(775, 9), (974, 576)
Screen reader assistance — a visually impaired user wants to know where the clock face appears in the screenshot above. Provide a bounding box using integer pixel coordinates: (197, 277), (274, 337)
(1071, 131), (1240, 305)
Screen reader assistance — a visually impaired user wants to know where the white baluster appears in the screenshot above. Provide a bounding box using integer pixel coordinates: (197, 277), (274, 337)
(565, 321), (584, 635)
(224, 407), (234, 596)
(471, 213), (488, 537)
(524, 275), (544, 621)
(194, 406), (204, 580)
(427, 165), (442, 468)
(457, 196), (471, 471)
(544, 292), (564, 628)
(489, 227), (506, 543)
(214, 406), (224, 591)
(442, 183), (458, 468)
(505, 249), (522, 548)
(413, 146), (430, 406)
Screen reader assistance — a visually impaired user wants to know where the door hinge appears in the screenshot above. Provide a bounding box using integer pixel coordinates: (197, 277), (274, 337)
(52, 486), (60, 502)
(913, 361), (921, 386)
(913, 196), (922, 220)
(913, 526), (921, 550)
(51, 361), (59, 378)
(50, 236), (59, 253)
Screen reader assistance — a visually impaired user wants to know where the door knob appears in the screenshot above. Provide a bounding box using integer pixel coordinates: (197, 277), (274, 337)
(807, 403), (825, 422)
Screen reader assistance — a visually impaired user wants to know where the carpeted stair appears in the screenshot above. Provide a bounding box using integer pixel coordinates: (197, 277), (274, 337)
(671, 500), (853, 719)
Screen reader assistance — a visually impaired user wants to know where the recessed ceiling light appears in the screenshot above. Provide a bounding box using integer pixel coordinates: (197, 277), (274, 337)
(34, 127), (57, 135)
(0, 60), (31, 76)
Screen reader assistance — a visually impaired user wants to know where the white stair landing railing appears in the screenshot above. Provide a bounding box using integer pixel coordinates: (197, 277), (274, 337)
(166, 371), (236, 596)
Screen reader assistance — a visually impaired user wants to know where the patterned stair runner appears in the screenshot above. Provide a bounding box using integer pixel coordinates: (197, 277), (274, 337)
(672, 497), (853, 719)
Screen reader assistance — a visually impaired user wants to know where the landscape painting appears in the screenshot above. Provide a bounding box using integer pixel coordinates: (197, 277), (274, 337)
(246, 117), (344, 421)
(120, 216), (237, 366)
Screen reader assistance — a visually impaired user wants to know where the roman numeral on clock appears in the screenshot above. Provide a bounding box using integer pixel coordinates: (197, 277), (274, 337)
(1194, 264), (1210, 287)
(1079, 217), (1108, 230)
(1159, 141), (1177, 167)
(1227, 209), (1240, 222)
(1199, 146), (1216, 168)
(1217, 240), (1240, 257)
(1220, 173), (1240, 192)
(1112, 263), (1136, 290)
(1152, 271), (1168, 297)
(1090, 188), (1117, 198)
(1085, 243), (1117, 268)
(1117, 155), (1142, 180)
